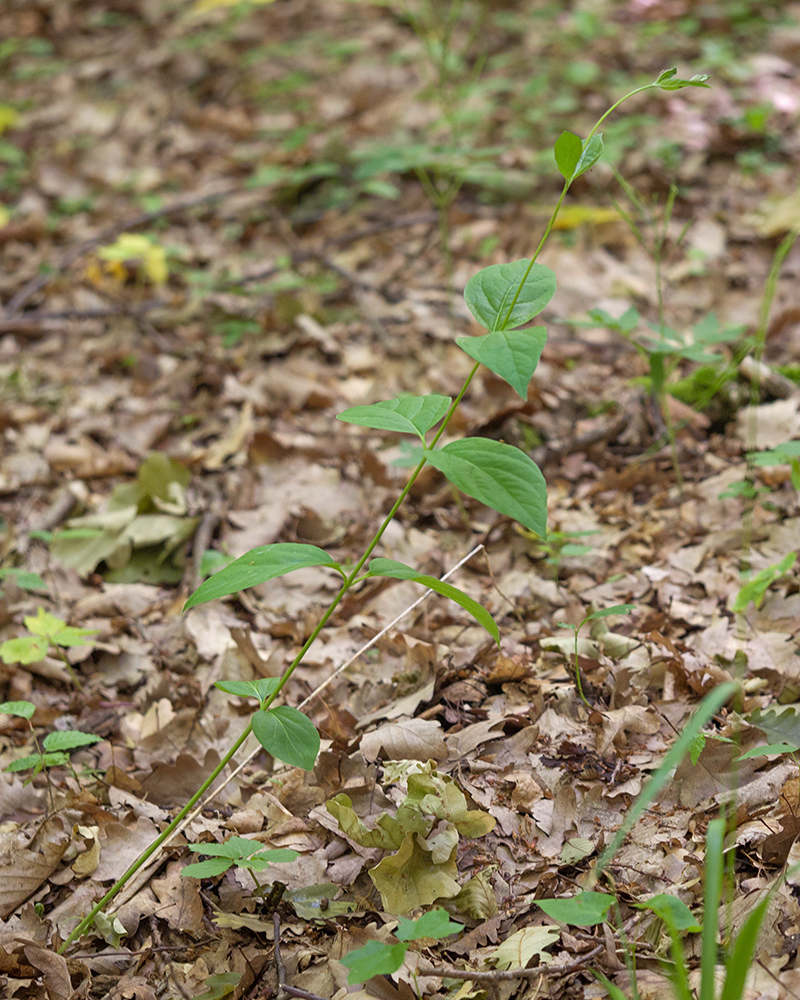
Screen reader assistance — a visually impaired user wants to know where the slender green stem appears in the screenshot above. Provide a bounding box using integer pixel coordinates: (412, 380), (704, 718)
(573, 626), (592, 710)
(59, 718), (255, 952)
(501, 82), (659, 330)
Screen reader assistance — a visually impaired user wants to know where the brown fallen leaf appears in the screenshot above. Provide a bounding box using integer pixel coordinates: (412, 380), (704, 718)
(0, 821), (69, 919)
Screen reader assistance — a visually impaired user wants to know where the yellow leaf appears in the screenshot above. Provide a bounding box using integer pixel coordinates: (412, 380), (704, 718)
(192, 0), (277, 11)
(0, 105), (19, 136)
(552, 204), (620, 231)
(489, 926), (561, 970)
(96, 233), (169, 285)
(370, 833), (460, 914)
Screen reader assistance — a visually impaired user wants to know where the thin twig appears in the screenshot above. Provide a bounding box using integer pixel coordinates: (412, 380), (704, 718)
(274, 912), (285, 990)
(416, 942), (605, 982)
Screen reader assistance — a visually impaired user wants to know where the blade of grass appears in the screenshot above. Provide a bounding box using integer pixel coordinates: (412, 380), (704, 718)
(700, 818), (725, 1000)
(718, 895), (770, 1000)
(594, 683), (738, 880)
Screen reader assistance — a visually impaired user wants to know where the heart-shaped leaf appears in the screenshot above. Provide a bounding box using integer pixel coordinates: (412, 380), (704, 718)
(464, 259), (556, 333)
(538, 891), (615, 926)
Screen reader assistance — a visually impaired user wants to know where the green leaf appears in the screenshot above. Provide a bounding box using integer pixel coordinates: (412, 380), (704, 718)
(655, 67), (711, 90)
(215, 678), (281, 703)
(42, 730), (102, 752)
(0, 569), (48, 593)
(456, 327), (546, 399)
(251, 706), (320, 770)
(733, 552), (796, 612)
(0, 700), (35, 719)
(23, 608), (69, 639)
(464, 259), (556, 333)
(574, 134), (604, 178)
(554, 131), (582, 179)
(182, 857), (234, 878)
(538, 891), (615, 926)
(367, 558), (499, 645)
(341, 940), (409, 984)
(187, 836), (264, 860)
(426, 438), (547, 536)
(336, 395), (451, 441)
(396, 908), (463, 942)
(735, 743), (799, 762)
(6, 754), (45, 773)
(184, 543), (341, 610)
(585, 604), (636, 621)
(0, 634), (48, 664)
(192, 972), (242, 1000)
(636, 894), (700, 933)
(750, 441), (800, 466)
(689, 732), (706, 765)
(7, 751), (69, 772)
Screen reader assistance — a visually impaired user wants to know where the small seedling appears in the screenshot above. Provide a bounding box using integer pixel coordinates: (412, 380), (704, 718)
(341, 908), (463, 985)
(0, 607), (98, 688)
(523, 528), (600, 579)
(0, 700), (101, 803)
(557, 604), (636, 708)
(94, 232), (169, 286)
(181, 836), (298, 895)
(0, 568), (48, 594)
(733, 552), (797, 613)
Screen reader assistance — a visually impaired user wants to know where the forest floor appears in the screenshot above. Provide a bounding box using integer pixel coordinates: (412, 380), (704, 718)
(2, 1), (800, 998)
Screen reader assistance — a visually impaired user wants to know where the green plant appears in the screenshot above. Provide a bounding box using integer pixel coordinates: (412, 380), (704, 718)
(535, 683), (773, 999)
(556, 604), (636, 709)
(181, 835), (298, 895)
(342, 908), (464, 985)
(732, 552), (797, 613)
(570, 816), (787, 1000)
(327, 760), (495, 915)
(0, 567), (48, 594)
(49, 452), (198, 584)
(94, 232), (170, 286)
(522, 528), (600, 579)
(0, 608), (98, 688)
(57, 68), (710, 956)
(0, 700), (101, 790)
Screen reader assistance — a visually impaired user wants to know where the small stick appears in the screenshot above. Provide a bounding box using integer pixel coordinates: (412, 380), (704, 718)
(274, 912), (328, 1000)
(416, 942), (605, 982)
